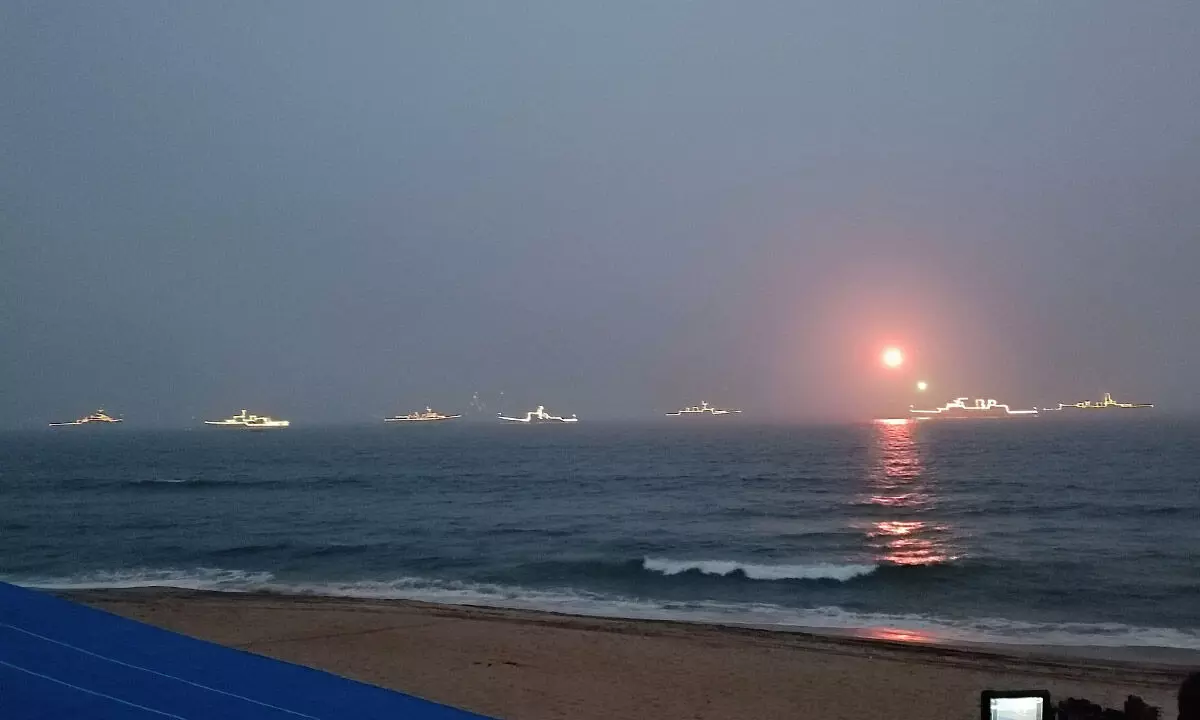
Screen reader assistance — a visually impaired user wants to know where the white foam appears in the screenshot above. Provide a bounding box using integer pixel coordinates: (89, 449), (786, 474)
(13, 568), (274, 591)
(642, 557), (878, 581)
(10, 568), (1200, 651)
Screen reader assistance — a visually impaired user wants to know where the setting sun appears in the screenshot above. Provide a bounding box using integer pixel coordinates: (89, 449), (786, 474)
(881, 347), (904, 368)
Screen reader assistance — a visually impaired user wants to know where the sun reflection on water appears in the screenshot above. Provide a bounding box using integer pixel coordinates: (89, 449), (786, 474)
(861, 419), (956, 566)
(861, 627), (937, 644)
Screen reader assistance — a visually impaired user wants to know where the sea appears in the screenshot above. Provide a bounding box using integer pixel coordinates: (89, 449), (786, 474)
(2, 418), (1198, 652)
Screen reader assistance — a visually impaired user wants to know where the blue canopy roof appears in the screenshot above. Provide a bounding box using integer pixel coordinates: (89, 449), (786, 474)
(0, 582), (494, 719)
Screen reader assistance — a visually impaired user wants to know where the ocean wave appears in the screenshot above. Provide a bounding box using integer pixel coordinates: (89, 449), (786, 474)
(504, 556), (967, 587)
(127, 477), (294, 490)
(63, 476), (277, 490)
(63, 476), (370, 490)
(10, 567), (275, 591)
(642, 557), (878, 582)
(203, 543), (297, 559)
(10, 567), (1200, 650)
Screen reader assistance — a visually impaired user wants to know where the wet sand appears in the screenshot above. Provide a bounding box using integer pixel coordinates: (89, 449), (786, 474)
(71, 590), (1193, 720)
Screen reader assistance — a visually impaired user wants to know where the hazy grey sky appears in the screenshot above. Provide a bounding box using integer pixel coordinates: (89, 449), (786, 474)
(3, 2), (1198, 425)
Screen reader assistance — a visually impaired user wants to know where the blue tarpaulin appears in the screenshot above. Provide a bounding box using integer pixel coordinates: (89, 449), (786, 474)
(0, 582), (494, 719)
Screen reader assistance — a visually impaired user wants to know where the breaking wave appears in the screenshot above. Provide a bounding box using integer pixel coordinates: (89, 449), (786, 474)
(11, 567), (276, 591)
(641, 558), (878, 581)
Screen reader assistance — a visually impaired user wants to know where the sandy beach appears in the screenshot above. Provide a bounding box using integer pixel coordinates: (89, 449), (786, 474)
(70, 589), (1193, 720)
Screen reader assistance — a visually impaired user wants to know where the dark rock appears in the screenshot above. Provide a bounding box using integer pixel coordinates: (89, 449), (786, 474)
(1054, 695), (1159, 720)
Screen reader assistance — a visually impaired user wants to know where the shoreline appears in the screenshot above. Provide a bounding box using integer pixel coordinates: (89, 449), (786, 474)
(65, 588), (1194, 720)
(49, 580), (1200, 663)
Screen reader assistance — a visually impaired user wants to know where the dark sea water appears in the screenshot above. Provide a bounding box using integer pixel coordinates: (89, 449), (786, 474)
(2, 419), (1198, 649)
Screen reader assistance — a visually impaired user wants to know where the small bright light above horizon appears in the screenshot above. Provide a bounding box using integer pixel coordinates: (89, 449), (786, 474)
(881, 347), (904, 369)
(917, 381), (928, 391)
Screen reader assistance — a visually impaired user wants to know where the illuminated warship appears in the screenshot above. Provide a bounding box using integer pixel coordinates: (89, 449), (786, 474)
(1044, 392), (1153, 411)
(384, 407), (462, 422)
(49, 409), (122, 427)
(204, 410), (290, 429)
(909, 397), (1038, 420)
(665, 401), (742, 417)
(497, 405), (578, 423)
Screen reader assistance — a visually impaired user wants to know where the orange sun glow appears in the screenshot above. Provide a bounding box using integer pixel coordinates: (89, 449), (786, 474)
(881, 347), (904, 368)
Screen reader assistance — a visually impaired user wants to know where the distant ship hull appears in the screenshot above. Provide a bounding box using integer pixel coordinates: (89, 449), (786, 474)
(911, 397), (1038, 421)
(666, 401), (742, 417)
(385, 408), (462, 423)
(49, 410), (122, 427)
(204, 410), (290, 430)
(1044, 393), (1154, 412)
(384, 416), (461, 422)
(498, 405), (578, 423)
(499, 417), (579, 424)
